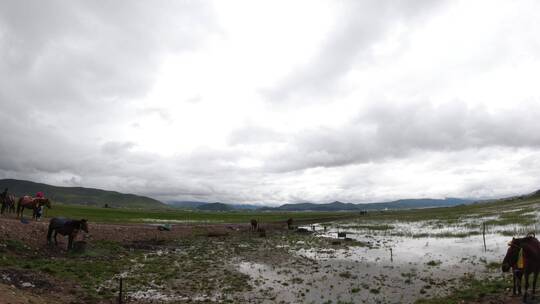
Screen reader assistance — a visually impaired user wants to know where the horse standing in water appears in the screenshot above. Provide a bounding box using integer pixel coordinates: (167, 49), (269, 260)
(47, 218), (88, 250)
(1, 194), (16, 215)
(16, 196), (51, 219)
(502, 235), (540, 302)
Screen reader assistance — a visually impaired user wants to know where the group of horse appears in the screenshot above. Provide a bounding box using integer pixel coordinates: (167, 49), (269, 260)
(0, 192), (88, 251)
(0, 194), (51, 219)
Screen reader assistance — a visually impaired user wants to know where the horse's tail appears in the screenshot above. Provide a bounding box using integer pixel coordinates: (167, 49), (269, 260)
(47, 218), (55, 244)
(16, 197), (22, 217)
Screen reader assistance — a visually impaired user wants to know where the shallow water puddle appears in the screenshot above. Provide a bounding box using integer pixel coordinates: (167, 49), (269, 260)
(238, 224), (514, 303)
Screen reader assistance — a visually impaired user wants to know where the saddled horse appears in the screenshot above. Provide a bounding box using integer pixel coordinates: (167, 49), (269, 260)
(502, 235), (540, 302)
(16, 196), (51, 219)
(47, 217), (88, 250)
(0, 194), (16, 215)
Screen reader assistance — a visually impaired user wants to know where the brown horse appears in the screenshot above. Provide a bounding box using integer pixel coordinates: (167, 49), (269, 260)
(47, 217), (88, 250)
(502, 240), (524, 295)
(0, 194), (16, 215)
(16, 196), (51, 220)
(250, 219), (258, 231)
(502, 236), (540, 302)
(287, 218), (293, 230)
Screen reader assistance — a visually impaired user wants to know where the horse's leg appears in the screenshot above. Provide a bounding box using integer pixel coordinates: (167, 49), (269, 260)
(519, 271), (523, 295)
(533, 271), (538, 299)
(513, 271), (517, 295)
(54, 231), (58, 245)
(524, 272), (530, 303)
(47, 226), (53, 245)
(68, 235), (73, 251)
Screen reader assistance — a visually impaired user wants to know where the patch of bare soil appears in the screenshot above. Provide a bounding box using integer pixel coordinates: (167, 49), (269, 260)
(0, 217), (258, 252)
(466, 294), (527, 304)
(0, 283), (52, 304)
(0, 268), (82, 304)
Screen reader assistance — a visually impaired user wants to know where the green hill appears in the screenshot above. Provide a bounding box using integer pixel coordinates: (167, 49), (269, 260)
(0, 179), (166, 209)
(196, 202), (233, 211)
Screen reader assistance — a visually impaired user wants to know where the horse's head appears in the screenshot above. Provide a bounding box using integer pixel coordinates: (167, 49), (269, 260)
(35, 198), (51, 208)
(80, 219), (89, 233)
(42, 198), (52, 209)
(502, 238), (521, 272)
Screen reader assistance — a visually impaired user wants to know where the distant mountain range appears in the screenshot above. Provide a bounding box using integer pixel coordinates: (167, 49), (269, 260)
(196, 202), (233, 211)
(259, 198), (473, 211)
(0, 179), (166, 209)
(169, 201), (260, 210)
(168, 198), (474, 212)
(0, 178), (478, 211)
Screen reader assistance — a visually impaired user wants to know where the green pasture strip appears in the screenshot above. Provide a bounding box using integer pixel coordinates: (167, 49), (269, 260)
(42, 203), (356, 224)
(351, 196), (540, 224)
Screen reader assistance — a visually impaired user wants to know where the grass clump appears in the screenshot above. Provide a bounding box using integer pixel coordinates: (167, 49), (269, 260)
(426, 260), (442, 267)
(415, 276), (506, 304)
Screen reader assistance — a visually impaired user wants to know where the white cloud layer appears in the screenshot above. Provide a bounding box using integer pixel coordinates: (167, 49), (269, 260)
(1, 0), (540, 204)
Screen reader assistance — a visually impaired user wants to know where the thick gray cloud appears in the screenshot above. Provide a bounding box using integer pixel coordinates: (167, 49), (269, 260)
(233, 101), (540, 173)
(0, 0), (215, 113)
(1, 1), (540, 205)
(263, 0), (447, 103)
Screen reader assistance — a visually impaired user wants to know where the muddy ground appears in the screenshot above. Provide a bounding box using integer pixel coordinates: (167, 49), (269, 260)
(0, 217), (528, 304)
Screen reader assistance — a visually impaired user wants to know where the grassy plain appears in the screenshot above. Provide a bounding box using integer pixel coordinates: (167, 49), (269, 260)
(42, 203), (357, 224)
(2, 194), (539, 303)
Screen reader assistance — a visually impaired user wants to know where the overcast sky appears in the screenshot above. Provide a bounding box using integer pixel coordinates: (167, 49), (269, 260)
(1, 0), (540, 205)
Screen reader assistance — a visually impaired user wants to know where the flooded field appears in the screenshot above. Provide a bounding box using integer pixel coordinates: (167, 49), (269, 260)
(232, 201), (540, 303)
(1, 197), (539, 304)
(236, 225), (512, 303)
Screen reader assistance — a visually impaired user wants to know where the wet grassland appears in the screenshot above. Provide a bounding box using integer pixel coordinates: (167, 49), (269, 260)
(0, 195), (538, 303)
(44, 203), (355, 224)
(0, 226), (364, 303)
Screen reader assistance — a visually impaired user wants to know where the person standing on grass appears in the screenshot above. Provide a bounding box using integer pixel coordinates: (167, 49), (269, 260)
(35, 191), (45, 220)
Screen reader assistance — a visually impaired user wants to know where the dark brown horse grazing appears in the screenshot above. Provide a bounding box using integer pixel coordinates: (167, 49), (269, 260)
(502, 236), (540, 302)
(47, 218), (89, 250)
(287, 218), (293, 230)
(250, 219), (258, 231)
(1, 194), (16, 215)
(16, 196), (51, 219)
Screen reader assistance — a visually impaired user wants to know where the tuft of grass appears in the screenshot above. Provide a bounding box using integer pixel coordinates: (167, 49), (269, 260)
(426, 260), (442, 267)
(415, 276), (507, 304)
